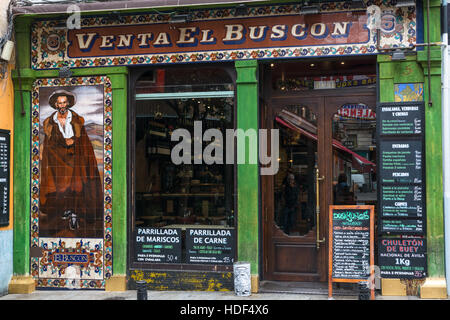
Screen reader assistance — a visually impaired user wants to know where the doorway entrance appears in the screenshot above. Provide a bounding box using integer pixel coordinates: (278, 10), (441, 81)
(261, 88), (376, 283)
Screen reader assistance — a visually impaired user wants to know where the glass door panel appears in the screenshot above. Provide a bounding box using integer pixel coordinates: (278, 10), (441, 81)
(274, 105), (318, 237)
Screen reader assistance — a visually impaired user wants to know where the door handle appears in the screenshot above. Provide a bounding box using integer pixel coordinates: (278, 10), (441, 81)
(315, 167), (326, 250)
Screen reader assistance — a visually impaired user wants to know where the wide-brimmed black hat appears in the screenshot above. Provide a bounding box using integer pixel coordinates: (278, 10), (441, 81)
(48, 89), (76, 109)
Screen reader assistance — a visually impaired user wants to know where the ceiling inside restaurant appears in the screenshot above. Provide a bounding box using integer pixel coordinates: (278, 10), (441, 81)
(266, 55), (377, 78)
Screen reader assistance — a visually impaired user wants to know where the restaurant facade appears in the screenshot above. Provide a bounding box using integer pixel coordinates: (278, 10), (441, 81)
(7, 0), (447, 298)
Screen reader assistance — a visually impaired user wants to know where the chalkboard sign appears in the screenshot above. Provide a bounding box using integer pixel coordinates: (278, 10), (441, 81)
(380, 219), (424, 234)
(380, 184), (424, 219)
(379, 138), (423, 184)
(134, 227), (182, 263)
(0, 130), (10, 227)
(186, 228), (235, 264)
(378, 237), (427, 279)
(377, 101), (424, 136)
(328, 205), (375, 299)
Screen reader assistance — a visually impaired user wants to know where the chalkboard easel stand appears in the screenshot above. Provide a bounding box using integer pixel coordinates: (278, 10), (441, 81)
(328, 205), (375, 300)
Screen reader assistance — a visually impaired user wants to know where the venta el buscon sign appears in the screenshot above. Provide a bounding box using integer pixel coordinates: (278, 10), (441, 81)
(31, 3), (417, 69)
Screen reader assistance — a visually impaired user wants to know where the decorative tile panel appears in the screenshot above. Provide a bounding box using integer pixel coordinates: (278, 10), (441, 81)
(30, 1), (417, 70)
(395, 83), (424, 102)
(30, 76), (112, 289)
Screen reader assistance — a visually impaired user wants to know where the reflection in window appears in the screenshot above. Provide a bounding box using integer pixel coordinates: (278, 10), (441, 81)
(134, 67), (235, 232)
(273, 106), (317, 236)
(332, 104), (377, 206)
(135, 68), (235, 249)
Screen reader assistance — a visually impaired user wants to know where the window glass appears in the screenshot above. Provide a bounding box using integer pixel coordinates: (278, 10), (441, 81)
(269, 58), (377, 92)
(133, 66), (235, 266)
(274, 105), (318, 237)
(331, 104), (377, 206)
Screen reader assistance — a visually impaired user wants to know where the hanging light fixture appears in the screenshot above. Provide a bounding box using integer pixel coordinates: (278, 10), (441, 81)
(299, 1), (320, 15)
(170, 13), (191, 24)
(395, 0), (416, 7)
(391, 49), (406, 60)
(235, 4), (248, 16)
(349, 0), (366, 9)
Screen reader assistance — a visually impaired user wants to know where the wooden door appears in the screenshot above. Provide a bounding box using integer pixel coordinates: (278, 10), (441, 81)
(262, 90), (376, 282)
(262, 96), (327, 282)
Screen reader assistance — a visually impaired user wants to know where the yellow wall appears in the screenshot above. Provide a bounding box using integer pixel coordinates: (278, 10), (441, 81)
(0, 63), (13, 232)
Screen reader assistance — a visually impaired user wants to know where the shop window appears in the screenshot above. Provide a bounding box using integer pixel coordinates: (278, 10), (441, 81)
(269, 57), (377, 92)
(131, 65), (236, 269)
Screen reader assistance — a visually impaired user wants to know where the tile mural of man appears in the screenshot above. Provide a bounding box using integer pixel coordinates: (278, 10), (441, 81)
(39, 89), (103, 238)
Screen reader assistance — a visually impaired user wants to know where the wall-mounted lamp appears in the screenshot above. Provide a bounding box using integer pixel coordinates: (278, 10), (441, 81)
(59, 65), (73, 78)
(300, 2), (320, 15)
(235, 4), (248, 16)
(395, 0), (415, 7)
(170, 13), (191, 24)
(391, 49), (406, 60)
(350, 0), (366, 9)
(107, 11), (124, 24)
(52, 20), (67, 31)
(0, 41), (14, 62)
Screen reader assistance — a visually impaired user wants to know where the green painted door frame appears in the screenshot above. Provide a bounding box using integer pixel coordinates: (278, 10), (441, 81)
(235, 60), (260, 277)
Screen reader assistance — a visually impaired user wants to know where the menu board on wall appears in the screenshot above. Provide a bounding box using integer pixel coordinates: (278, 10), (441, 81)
(380, 185), (424, 219)
(378, 237), (427, 279)
(134, 227), (182, 263)
(380, 219), (424, 234)
(328, 205), (375, 299)
(379, 139), (423, 184)
(377, 101), (426, 237)
(0, 130), (10, 227)
(186, 228), (235, 264)
(377, 101), (424, 135)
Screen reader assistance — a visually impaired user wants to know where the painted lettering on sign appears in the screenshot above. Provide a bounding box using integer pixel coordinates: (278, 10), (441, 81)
(67, 13), (369, 58)
(378, 237), (427, 278)
(337, 104), (376, 119)
(51, 253), (90, 267)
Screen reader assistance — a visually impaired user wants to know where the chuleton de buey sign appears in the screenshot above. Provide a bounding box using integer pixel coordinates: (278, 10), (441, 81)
(68, 14), (367, 58)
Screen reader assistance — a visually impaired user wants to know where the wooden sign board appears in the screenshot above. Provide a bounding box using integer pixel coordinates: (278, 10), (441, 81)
(328, 205), (375, 300)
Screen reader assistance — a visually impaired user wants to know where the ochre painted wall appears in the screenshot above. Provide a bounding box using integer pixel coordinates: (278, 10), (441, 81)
(0, 63), (14, 295)
(0, 64), (14, 232)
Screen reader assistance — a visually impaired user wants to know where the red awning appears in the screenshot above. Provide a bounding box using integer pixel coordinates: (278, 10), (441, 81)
(275, 116), (376, 173)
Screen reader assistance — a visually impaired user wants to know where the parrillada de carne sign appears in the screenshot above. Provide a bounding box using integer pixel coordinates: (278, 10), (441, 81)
(186, 228), (235, 264)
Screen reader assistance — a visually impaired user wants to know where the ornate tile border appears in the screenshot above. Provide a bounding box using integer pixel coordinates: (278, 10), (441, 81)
(30, 76), (113, 289)
(30, 0), (417, 70)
